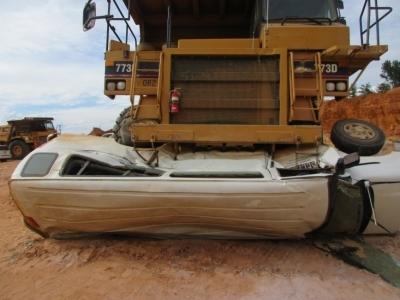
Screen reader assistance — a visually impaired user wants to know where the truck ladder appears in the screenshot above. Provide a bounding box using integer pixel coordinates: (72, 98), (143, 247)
(130, 51), (163, 120)
(289, 52), (323, 123)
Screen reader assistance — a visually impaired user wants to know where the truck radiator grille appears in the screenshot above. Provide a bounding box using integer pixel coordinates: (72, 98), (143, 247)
(170, 55), (280, 125)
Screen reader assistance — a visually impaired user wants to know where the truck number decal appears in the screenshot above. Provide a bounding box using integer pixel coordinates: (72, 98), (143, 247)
(115, 63), (132, 73)
(321, 63), (338, 74)
(105, 61), (133, 78)
(143, 80), (156, 86)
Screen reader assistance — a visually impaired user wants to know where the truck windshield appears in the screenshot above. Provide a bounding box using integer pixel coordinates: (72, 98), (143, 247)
(44, 121), (55, 130)
(263, 0), (339, 21)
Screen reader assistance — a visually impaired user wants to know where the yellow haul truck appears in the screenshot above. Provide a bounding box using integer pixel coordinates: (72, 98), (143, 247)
(83, 0), (391, 157)
(0, 118), (57, 159)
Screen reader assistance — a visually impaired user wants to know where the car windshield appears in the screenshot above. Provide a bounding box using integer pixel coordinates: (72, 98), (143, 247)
(263, 0), (339, 21)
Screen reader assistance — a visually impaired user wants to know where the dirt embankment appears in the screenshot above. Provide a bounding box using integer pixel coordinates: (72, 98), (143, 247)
(88, 127), (113, 137)
(320, 87), (400, 149)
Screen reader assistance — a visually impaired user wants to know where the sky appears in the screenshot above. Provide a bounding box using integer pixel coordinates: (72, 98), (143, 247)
(0, 0), (399, 134)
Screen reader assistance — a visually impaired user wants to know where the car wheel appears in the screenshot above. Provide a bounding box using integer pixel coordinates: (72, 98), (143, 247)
(9, 140), (31, 159)
(113, 106), (159, 146)
(331, 119), (386, 156)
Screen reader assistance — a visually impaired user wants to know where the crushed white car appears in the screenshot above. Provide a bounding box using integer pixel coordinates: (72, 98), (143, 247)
(8, 134), (400, 239)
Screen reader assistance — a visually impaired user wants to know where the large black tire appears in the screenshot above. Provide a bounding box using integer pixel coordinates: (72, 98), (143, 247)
(9, 140), (31, 159)
(113, 106), (134, 146)
(113, 106), (159, 146)
(331, 119), (386, 156)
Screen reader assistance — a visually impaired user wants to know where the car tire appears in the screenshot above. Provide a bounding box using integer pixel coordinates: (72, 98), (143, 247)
(331, 119), (386, 156)
(113, 106), (159, 146)
(9, 140), (31, 159)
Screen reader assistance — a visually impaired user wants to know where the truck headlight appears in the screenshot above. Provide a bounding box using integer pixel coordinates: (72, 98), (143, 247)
(326, 82), (335, 91)
(117, 81), (125, 90)
(106, 82), (116, 91)
(336, 82), (347, 91)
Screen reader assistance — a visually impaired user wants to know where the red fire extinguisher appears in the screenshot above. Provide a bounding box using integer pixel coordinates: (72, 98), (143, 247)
(170, 88), (180, 113)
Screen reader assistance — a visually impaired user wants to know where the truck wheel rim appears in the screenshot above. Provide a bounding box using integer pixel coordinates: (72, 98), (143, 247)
(344, 122), (376, 140)
(13, 146), (22, 155)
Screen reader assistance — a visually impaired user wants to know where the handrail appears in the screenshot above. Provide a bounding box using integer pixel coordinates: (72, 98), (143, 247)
(359, 0), (392, 48)
(130, 52), (139, 106)
(315, 52), (323, 122)
(288, 52), (295, 122)
(105, 0), (138, 51)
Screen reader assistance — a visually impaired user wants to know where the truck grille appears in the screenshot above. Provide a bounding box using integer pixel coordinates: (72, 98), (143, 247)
(170, 55), (280, 125)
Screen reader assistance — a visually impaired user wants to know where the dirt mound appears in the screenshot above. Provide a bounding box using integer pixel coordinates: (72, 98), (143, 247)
(88, 127), (113, 136)
(320, 90), (400, 150)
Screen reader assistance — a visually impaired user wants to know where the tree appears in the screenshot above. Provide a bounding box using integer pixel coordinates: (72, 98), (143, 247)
(380, 60), (400, 88)
(349, 85), (358, 97)
(359, 83), (374, 95)
(376, 82), (391, 93)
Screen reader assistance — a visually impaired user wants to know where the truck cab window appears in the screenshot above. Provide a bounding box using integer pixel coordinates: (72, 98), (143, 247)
(263, 0), (339, 21)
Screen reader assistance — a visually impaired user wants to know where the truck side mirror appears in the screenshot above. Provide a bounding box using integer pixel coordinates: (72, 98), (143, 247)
(337, 0), (344, 9)
(83, 1), (96, 31)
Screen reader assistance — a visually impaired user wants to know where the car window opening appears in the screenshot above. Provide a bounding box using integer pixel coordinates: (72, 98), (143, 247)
(61, 156), (164, 177)
(277, 167), (332, 177)
(170, 171), (264, 179)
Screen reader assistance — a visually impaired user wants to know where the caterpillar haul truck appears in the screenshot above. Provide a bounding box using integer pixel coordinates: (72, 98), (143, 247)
(0, 118), (57, 159)
(82, 0), (391, 157)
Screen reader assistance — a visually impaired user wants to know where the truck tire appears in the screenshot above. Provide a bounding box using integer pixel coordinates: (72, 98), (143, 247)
(113, 107), (135, 146)
(331, 119), (386, 156)
(113, 106), (159, 146)
(9, 140), (31, 159)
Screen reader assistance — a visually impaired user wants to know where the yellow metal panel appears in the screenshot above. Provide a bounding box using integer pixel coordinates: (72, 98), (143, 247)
(105, 60), (114, 67)
(133, 86), (158, 96)
(134, 105), (160, 119)
(131, 124), (322, 144)
(263, 25), (350, 50)
(108, 40), (130, 51)
(135, 51), (162, 60)
(105, 51), (133, 61)
(104, 90), (129, 96)
(135, 78), (159, 89)
(156, 130), (194, 141)
(256, 131), (294, 143)
(178, 39), (260, 49)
